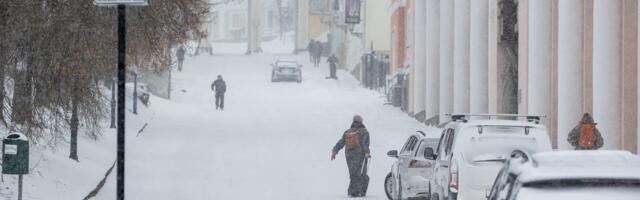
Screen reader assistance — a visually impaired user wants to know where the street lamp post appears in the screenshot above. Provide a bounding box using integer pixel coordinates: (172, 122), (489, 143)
(95, 1), (148, 200)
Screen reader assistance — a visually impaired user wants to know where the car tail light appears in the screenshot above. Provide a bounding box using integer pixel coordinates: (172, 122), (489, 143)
(408, 160), (431, 168)
(449, 160), (459, 194)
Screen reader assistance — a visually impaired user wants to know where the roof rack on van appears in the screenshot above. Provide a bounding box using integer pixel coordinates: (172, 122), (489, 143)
(416, 130), (426, 137)
(446, 114), (546, 124)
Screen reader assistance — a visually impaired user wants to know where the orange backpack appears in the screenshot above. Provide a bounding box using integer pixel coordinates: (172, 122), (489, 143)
(578, 122), (597, 149)
(345, 129), (361, 149)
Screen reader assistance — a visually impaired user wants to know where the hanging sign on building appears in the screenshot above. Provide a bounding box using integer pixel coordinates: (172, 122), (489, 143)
(94, 0), (148, 6)
(345, 0), (361, 24)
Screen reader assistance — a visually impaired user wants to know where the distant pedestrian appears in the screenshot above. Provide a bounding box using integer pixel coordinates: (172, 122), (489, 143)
(211, 75), (227, 110)
(177, 46), (186, 71)
(567, 113), (604, 150)
(308, 40), (315, 63)
(331, 115), (371, 198)
(313, 41), (323, 67)
(327, 54), (339, 79)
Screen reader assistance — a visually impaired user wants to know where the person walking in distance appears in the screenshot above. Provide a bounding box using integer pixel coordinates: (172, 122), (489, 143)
(327, 54), (339, 79)
(211, 75), (227, 110)
(177, 45), (186, 71)
(331, 115), (371, 197)
(314, 41), (323, 67)
(308, 40), (315, 63)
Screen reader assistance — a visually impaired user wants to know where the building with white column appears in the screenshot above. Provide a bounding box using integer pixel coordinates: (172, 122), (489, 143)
(391, 0), (639, 153)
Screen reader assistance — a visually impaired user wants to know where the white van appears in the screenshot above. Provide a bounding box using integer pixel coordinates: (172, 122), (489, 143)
(427, 114), (552, 200)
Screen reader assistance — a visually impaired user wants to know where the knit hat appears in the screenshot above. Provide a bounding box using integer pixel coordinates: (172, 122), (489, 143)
(353, 115), (363, 123)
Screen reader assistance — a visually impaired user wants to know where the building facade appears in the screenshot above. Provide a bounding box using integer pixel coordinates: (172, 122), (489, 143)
(389, 0), (639, 153)
(210, 0), (282, 42)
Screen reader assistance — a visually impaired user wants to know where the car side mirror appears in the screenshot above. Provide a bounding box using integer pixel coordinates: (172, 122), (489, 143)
(424, 147), (436, 160)
(387, 150), (398, 158)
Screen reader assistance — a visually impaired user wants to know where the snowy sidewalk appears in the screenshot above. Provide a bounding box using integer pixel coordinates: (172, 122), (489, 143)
(113, 51), (435, 199)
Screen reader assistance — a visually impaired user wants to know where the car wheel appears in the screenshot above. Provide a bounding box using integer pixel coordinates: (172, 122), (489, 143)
(384, 172), (394, 200)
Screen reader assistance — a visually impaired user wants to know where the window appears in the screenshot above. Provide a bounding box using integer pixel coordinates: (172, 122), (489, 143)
(444, 129), (455, 156)
(401, 136), (417, 155)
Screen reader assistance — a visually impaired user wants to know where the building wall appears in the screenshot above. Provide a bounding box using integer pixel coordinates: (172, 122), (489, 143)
(390, 6), (406, 72)
(393, 0), (639, 152)
(364, 0), (391, 51)
(295, 0), (310, 51)
(308, 15), (327, 41)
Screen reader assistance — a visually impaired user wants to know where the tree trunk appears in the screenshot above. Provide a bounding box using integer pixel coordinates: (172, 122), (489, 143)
(69, 79), (80, 161)
(0, 43), (5, 125)
(12, 59), (33, 125)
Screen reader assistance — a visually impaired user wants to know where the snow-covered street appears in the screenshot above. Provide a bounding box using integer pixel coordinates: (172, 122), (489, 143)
(115, 48), (434, 199)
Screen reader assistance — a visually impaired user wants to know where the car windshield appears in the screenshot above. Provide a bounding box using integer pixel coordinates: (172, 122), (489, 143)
(277, 62), (298, 68)
(2, 0), (638, 199)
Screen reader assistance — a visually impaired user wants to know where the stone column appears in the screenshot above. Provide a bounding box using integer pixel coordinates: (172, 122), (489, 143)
(453, 0), (470, 113)
(518, 0), (530, 115)
(528, 0), (552, 121)
(593, 0), (621, 150)
(425, 0), (440, 125)
(557, 0), (591, 149)
(413, 0), (427, 118)
(470, 0), (489, 114)
(439, 0), (455, 123)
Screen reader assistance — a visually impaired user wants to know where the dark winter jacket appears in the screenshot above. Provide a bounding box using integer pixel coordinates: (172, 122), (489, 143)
(567, 113), (604, 150)
(327, 55), (339, 65)
(332, 123), (370, 154)
(177, 47), (185, 61)
(211, 79), (226, 94)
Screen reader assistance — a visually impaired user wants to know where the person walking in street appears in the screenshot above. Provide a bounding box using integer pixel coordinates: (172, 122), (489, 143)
(567, 113), (604, 150)
(327, 54), (339, 79)
(314, 41), (323, 67)
(331, 115), (371, 198)
(211, 75), (227, 110)
(177, 46), (186, 72)
(308, 40), (316, 63)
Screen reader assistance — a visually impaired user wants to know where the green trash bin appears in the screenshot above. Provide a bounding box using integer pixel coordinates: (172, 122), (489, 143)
(2, 133), (29, 175)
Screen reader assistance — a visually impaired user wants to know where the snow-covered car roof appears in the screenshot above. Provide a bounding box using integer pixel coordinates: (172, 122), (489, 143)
(274, 61), (300, 68)
(517, 151), (640, 183)
(445, 120), (546, 133)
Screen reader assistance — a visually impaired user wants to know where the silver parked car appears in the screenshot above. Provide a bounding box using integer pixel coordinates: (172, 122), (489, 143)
(271, 60), (302, 83)
(385, 131), (439, 200)
(487, 150), (640, 200)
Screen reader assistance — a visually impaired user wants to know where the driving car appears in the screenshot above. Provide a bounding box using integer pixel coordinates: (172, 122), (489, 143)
(428, 114), (552, 200)
(385, 131), (440, 200)
(271, 60), (302, 83)
(488, 150), (640, 200)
